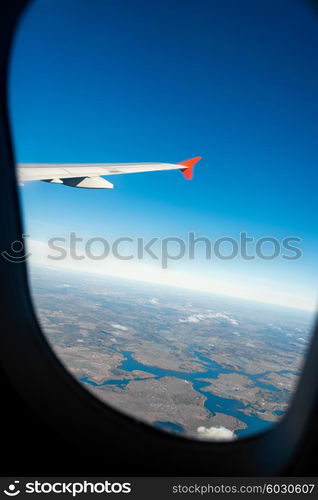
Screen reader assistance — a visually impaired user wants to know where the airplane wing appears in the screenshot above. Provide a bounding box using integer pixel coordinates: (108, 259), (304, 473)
(17, 157), (202, 189)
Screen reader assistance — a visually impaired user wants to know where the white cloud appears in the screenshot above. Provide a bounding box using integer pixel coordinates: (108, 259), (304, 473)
(179, 311), (239, 325)
(111, 324), (128, 331)
(179, 315), (201, 323)
(209, 312), (239, 325)
(197, 425), (237, 441)
(149, 297), (159, 304)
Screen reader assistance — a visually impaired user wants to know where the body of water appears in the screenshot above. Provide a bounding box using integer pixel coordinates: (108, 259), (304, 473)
(82, 349), (294, 438)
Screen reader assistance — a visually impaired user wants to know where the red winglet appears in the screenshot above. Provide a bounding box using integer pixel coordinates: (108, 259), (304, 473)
(179, 156), (202, 180)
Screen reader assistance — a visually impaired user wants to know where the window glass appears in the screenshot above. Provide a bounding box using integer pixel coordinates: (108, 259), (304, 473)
(9, 0), (318, 441)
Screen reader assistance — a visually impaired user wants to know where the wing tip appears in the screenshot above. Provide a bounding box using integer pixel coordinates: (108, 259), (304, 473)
(178, 156), (202, 180)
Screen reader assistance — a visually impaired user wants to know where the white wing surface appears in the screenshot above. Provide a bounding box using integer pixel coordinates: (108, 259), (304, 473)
(17, 157), (202, 189)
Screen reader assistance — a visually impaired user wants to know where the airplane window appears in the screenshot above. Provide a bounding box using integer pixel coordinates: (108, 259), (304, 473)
(9, 0), (318, 441)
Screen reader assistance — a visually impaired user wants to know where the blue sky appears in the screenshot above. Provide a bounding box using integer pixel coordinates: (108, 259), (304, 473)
(8, 0), (318, 310)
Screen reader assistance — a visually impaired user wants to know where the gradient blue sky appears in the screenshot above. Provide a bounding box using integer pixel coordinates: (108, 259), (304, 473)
(8, 0), (318, 310)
